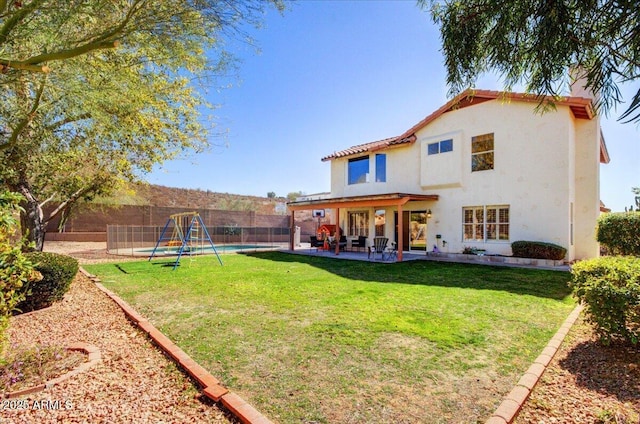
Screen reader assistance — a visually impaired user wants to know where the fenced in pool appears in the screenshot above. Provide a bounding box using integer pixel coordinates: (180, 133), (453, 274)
(107, 225), (290, 256)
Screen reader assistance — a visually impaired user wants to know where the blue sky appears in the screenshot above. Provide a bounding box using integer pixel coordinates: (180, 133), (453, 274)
(147, 0), (639, 212)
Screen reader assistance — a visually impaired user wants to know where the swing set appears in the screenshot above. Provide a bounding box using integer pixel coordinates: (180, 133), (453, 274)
(148, 212), (223, 270)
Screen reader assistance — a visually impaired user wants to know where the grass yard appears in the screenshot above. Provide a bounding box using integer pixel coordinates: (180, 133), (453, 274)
(85, 252), (574, 424)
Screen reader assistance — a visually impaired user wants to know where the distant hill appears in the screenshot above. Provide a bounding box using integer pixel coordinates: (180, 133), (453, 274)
(95, 183), (288, 216)
(89, 183), (323, 223)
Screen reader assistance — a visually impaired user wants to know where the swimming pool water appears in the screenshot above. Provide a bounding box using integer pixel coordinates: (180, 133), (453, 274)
(142, 244), (269, 254)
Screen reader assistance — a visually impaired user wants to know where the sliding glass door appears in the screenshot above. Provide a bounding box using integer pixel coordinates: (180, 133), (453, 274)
(409, 211), (427, 251)
(395, 211), (428, 252)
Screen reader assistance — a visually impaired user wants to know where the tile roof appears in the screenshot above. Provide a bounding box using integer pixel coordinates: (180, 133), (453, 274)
(398, 89), (594, 139)
(323, 89), (599, 162)
(321, 135), (416, 162)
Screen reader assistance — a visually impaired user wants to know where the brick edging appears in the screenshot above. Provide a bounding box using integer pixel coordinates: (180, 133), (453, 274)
(485, 303), (584, 424)
(3, 342), (101, 399)
(79, 267), (273, 424)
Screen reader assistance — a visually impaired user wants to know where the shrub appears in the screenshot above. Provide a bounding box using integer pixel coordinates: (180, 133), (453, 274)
(597, 212), (640, 256)
(16, 252), (78, 313)
(0, 191), (41, 357)
(0, 243), (40, 353)
(462, 246), (476, 254)
(511, 241), (567, 260)
(570, 257), (640, 345)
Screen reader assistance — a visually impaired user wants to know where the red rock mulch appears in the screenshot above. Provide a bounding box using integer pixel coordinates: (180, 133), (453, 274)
(515, 316), (640, 423)
(3, 273), (235, 424)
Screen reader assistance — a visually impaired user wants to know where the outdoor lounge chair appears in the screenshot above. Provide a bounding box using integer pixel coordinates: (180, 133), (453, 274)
(382, 241), (398, 262)
(368, 237), (388, 260)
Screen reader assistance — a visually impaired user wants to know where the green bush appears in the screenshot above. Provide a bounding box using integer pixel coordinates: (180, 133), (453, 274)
(0, 191), (41, 357)
(0, 243), (40, 352)
(511, 241), (567, 260)
(16, 252), (78, 313)
(597, 212), (640, 256)
(570, 256), (640, 345)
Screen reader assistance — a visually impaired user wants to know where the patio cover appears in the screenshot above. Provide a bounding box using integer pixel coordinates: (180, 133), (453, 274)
(288, 193), (439, 261)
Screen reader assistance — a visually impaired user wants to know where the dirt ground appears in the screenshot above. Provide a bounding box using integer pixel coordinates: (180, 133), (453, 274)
(43, 241), (129, 264)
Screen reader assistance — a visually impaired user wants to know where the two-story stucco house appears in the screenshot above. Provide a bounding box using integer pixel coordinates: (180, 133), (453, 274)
(288, 87), (610, 262)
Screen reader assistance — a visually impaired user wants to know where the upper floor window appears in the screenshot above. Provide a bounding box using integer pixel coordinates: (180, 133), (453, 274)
(375, 154), (386, 182)
(348, 156), (369, 185)
(428, 139), (453, 155)
(471, 133), (494, 172)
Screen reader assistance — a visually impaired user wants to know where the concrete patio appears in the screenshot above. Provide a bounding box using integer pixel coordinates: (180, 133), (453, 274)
(288, 243), (425, 262)
(286, 243), (570, 271)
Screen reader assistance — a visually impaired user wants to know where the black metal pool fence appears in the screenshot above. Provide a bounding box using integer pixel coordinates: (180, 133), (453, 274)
(107, 224), (291, 255)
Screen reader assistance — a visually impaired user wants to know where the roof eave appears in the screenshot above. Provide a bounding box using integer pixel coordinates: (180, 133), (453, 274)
(399, 89), (595, 140)
(287, 192), (439, 210)
(323, 89), (597, 163)
(321, 135), (416, 162)
(600, 129), (611, 164)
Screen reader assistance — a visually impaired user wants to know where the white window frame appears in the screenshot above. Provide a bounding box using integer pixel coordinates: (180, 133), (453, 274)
(427, 138), (453, 156)
(463, 205), (509, 242)
(348, 211), (369, 236)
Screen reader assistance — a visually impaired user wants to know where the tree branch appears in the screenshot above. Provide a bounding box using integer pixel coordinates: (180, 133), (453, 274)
(39, 192), (57, 209)
(0, 39), (118, 72)
(46, 113), (92, 132)
(23, 40), (119, 65)
(0, 61), (50, 73)
(44, 183), (99, 227)
(0, 0), (45, 45)
(0, 0), (141, 73)
(1, 74), (47, 152)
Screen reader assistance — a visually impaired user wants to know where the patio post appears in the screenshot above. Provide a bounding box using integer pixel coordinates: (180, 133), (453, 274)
(334, 208), (340, 255)
(289, 211), (295, 251)
(397, 204), (403, 261)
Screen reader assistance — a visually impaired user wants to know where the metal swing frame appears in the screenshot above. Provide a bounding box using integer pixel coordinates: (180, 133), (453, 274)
(148, 212), (223, 270)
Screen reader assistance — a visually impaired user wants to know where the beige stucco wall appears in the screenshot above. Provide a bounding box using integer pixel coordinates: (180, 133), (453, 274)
(573, 118), (601, 258)
(329, 99), (602, 261)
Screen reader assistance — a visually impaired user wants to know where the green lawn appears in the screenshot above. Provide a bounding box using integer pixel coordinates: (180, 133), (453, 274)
(86, 252), (574, 423)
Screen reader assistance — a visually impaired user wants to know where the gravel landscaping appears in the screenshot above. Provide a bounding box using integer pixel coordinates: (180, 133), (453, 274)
(3, 242), (234, 424)
(5, 242), (638, 423)
(515, 316), (640, 423)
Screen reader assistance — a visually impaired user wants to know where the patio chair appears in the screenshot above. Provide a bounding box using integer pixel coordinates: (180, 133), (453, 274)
(382, 241), (398, 262)
(351, 235), (367, 252)
(328, 235), (347, 252)
(368, 237), (388, 260)
(309, 236), (323, 252)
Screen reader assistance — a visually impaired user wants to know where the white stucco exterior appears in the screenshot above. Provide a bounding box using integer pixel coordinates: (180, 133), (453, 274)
(321, 92), (607, 261)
